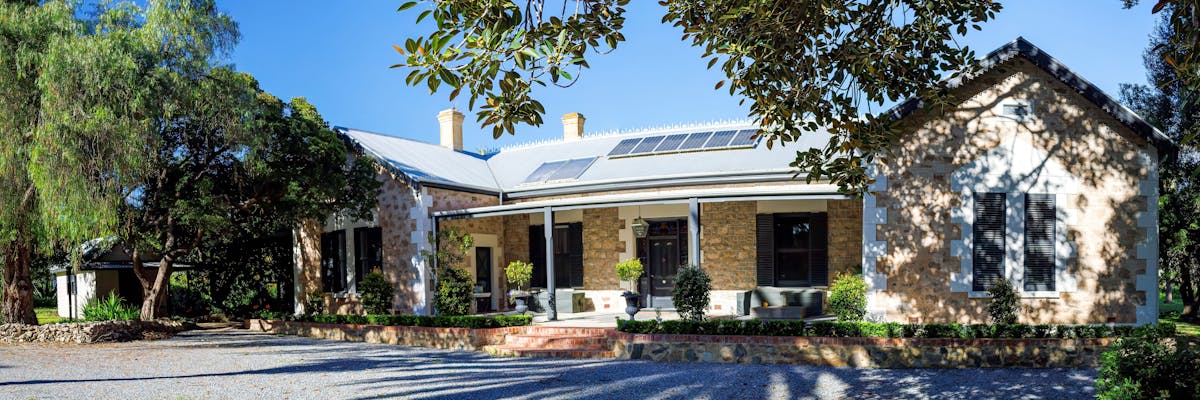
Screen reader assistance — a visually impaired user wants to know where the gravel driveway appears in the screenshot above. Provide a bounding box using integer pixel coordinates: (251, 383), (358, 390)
(0, 329), (1096, 400)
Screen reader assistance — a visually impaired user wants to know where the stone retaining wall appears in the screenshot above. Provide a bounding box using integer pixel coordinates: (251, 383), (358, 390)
(0, 320), (186, 344)
(612, 333), (1114, 368)
(252, 320), (1117, 368)
(249, 320), (521, 351)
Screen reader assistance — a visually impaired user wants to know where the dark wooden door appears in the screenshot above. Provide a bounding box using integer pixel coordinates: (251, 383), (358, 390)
(648, 237), (680, 297)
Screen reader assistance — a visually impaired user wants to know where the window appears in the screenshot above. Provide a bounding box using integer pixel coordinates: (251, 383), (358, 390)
(1001, 100), (1035, 121)
(756, 213), (828, 287)
(972, 193), (1006, 292)
(321, 231), (347, 293)
(354, 227), (383, 285)
(1024, 194), (1056, 291)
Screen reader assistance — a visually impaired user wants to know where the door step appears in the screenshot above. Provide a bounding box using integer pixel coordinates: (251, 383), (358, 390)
(647, 296), (675, 310)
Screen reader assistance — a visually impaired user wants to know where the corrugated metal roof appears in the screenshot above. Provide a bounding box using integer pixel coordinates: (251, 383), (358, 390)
(338, 121), (831, 196)
(341, 128), (500, 193)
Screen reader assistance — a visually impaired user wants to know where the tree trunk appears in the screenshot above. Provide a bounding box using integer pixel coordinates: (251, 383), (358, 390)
(1166, 280), (1174, 303)
(138, 258), (173, 320)
(1179, 263), (1198, 321)
(2, 239), (37, 325)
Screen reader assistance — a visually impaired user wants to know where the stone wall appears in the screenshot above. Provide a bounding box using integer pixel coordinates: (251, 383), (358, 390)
(0, 320), (186, 344)
(701, 201), (757, 290)
(869, 57), (1154, 324)
(613, 334), (1112, 368)
(251, 320), (519, 351)
(375, 170), (422, 314)
(583, 207), (623, 289)
(828, 199), (864, 279)
(249, 319), (1116, 369)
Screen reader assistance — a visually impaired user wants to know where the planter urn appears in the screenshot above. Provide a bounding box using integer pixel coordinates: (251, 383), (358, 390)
(622, 292), (641, 320)
(511, 291), (530, 315)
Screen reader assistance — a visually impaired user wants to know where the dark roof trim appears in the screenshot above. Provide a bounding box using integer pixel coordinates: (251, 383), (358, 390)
(334, 128), (502, 196)
(888, 37), (1177, 155)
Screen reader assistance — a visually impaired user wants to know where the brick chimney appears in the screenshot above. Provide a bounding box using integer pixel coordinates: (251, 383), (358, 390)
(562, 112), (586, 142)
(437, 109), (464, 151)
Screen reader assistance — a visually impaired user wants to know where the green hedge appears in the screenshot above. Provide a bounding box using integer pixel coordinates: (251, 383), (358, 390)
(298, 313), (532, 329)
(616, 320), (1177, 339)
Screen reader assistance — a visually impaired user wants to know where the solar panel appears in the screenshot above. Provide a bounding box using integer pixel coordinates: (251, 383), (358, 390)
(654, 134), (689, 152)
(631, 136), (664, 154)
(677, 132), (713, 151)
(729, 129), (759, 147)
(522, 160), (568, 183)
(608, 138), (642, 156)
(704, 130), (737, 148)
(545, 158), (596, 181)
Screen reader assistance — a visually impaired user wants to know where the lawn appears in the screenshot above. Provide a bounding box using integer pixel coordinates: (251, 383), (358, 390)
(1160, 291), (1200, 337)
(36, 307), (61, 324)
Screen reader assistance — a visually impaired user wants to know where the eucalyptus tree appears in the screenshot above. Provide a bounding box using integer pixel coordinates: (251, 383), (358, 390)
(0, 1), (150, 324)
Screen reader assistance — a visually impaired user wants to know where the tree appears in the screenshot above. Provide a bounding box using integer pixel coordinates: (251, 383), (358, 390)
(0, 1), (150, 324)
(1123, 1), (1200, 94)
(394, 0), (1001, 193)
(1120, 9), (1200, 322)
(123, 86), (380, 319)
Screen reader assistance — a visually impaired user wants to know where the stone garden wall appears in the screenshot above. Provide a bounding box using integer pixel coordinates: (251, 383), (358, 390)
(612, 333), (1113, 368)
(249, 319), (520, 351)
(251, 319), (1115, 368)
(0, 320), (186, 344)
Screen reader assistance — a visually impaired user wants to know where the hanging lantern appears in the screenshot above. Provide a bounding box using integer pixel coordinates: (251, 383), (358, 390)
(632, 218), (649, 238)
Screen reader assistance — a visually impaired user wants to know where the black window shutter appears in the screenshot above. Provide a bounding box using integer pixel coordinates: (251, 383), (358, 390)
(321, 231), (346, 293)
(756, 214), (775, 286)
(529, 225), (546, 288)
(1024, 194), (1056, 291)
(810, 213), (829, 286)
(569, 222), (584, 288)
(972, 193), (1006, 291)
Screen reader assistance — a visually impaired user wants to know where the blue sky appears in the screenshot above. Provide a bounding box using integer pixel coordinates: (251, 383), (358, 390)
(217, 1), (1162, 152)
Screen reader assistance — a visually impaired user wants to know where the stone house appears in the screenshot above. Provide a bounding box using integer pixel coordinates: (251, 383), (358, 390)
(294, 38), (1174, 325)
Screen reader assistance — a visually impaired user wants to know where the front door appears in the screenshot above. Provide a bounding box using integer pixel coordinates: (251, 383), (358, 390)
(475, 247), (493, 312)
(648, 237), (680, 297)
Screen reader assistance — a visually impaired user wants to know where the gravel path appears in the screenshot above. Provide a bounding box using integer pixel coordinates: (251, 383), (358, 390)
(0, 329), (1096, 400)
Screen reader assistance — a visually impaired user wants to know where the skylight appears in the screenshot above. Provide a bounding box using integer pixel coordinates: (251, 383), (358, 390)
(522, 157), (597, 184)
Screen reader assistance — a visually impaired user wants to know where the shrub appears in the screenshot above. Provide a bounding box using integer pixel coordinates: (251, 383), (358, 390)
(828, 272), (867, 322)
(986, 279), (1019, 324)
(435, 266), (474, 316)
(358, 271), (394, 315)
(672, 265), (711, 321)
(302, 313), (532, 328)
(615, 319), (1178, 339)
(83, 293), (140, 322)
(1096, 336), (1200, 399)
(615, 258), (643, 293)
(505, 260), (533, 292)
(305, 289), (326, 315)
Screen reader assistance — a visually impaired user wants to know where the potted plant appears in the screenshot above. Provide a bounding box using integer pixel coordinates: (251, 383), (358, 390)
(505, 260), (533, 315)
(616, 258), (644, 320)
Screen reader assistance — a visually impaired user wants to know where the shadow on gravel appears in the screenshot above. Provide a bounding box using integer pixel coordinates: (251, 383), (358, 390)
(0, 330), (1098, 399)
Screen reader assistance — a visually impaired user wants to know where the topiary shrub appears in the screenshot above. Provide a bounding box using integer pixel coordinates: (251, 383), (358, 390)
(672, 265), (711, 322)
(615, 258), (643, 293)
(358, 271), (394, 315)
(435, 266), (474, 316)
(505, 260), (533, 293)
(828, 272), (867, 322)
(83, 293), (140, 322)
(1096, 335), (1200, 399)
(986, 278), (1019, 324)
